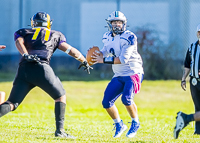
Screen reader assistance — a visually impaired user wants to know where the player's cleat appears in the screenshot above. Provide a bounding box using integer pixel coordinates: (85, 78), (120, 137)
(113, 120), (127, 138)
(174, 111), (189, 139)
(55, 129), (76, 139)
(126, 120), (140, 138)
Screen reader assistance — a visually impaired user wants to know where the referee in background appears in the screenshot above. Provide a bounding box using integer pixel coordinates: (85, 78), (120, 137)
(174, 24), (200, 139)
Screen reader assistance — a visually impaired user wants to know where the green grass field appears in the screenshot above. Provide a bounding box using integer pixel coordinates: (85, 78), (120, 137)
(0, 80), (199, 143)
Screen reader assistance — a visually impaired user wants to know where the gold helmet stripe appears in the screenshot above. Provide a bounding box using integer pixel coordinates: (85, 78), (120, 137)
(47, 14), (51, 29)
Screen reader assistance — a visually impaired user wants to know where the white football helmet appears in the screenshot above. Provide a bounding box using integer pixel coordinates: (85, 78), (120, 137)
(106, 11), (127, 34)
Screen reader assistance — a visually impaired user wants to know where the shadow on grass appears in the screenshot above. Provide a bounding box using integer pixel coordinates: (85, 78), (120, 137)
(35, 136), (76, 141)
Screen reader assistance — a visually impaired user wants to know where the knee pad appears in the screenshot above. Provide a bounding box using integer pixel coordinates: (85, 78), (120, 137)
(0, 102), (11, 117)
(102, 99), (113, 108)
(121, 95), (133, 106)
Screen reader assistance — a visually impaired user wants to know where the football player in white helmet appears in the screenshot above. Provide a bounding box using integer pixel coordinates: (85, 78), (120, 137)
(106, 11), (127, 35)
(92, 11), (144, 138)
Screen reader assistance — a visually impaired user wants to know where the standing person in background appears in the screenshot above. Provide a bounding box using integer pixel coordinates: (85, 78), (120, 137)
(0, 12), (92, 139)
(0, 45), (6, 51)
(92, 11), (144, 138)
(0, 45), (6, 104)
(174, 24), (200, 139)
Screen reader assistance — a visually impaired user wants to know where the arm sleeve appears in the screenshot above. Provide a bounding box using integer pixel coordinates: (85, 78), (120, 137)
(14, 29), (23, 41)
(58, 32), (67, 45)
(184, 49), (191, 68)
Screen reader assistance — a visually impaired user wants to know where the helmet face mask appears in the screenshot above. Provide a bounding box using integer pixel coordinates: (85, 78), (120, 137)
(31, 12), (52, 29)
(106, 11), (127, 35)
(111, 20), (123, 35)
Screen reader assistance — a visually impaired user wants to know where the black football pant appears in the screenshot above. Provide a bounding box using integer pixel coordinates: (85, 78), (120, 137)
(8, 62), (65, 109)
(190, 78), (200, 134)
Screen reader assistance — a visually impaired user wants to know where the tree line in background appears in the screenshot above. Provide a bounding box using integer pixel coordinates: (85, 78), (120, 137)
(134, 24), (183, 80)
(0, 25), (184, 81)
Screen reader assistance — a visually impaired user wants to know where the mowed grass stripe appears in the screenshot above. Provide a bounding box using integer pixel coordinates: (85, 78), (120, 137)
(0, 80), (199, 142)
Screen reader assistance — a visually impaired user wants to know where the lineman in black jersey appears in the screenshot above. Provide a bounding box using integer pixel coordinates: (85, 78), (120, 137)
(0, 12), (92, 139)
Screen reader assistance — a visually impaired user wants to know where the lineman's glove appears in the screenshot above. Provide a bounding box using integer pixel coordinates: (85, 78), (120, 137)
(23, 53), (41, 64)
(78, 61), (93, 74)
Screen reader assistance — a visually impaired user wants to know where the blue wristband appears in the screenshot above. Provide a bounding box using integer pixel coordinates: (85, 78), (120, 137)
(103, 57), (114, 64)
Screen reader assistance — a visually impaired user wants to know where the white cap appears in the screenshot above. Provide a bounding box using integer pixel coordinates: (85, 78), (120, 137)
(197, 24), (200, 32)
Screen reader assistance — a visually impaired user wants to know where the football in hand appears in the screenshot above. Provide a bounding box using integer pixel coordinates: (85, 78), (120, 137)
(86, 46), (100, 66)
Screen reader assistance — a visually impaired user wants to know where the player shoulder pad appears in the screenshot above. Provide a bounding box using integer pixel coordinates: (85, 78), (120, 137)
(102, 31), (112, 42)
(121, 30), (137, 45)
(121, 30), (136, 39)
(15, 28), (27, 35)
(51, 30), (61, 35)
(102, 31), (112, 39)
(14, 28), (29, 41)
(51, 30), (66, 42)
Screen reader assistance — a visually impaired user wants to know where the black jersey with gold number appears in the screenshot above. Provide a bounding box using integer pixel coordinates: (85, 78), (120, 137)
(14, 27), (66, 64)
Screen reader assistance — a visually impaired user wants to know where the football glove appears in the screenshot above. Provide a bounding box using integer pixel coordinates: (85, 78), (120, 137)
(78, 61), (93, 74)
(23, 54), (41, 64)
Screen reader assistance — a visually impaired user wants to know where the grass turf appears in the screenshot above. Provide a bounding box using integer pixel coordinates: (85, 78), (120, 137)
(0, 80), (199, 142)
